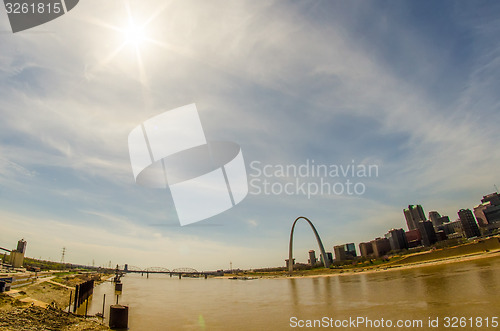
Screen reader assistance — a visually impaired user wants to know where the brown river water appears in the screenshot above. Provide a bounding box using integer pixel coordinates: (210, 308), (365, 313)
(86, 256), (500, 330)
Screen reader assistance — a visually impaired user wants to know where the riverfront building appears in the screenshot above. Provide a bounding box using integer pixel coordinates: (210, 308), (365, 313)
(370, 238), (391, 258)
(405, 229), (422, 248)
(474, 203), (490, 227)
(359, 242), (374, 257)
(484, 205), (500, 225)
(344, 243), (357, 258)
(308, 250), (318, 266)
(333, 243), (356, 261)
(472, 193), (500, 227)
(404, 205), (426, 231)
(428, 211), (443, 228)
(440, 219), (464, 238)
(437, 215), (450, 226)
(418, 220), (438, 247)
(385, 228), (408, 251)
(458, 209), (481, 238)
(482, 193), (500, 205)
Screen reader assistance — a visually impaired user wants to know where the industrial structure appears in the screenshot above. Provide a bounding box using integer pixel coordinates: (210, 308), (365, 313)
(8, 239), (27, 268)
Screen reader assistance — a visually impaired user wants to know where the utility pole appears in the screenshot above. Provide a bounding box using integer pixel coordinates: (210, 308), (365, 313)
(230, 261), (232, 274)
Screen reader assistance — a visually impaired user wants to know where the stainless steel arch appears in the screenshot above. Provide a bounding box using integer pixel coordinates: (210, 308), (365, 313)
(288, 216), (330, 272)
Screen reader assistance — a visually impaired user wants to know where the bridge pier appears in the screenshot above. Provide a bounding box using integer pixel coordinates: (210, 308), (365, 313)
(169, 273), (172, 278)
(204, 274), (207, 279)
(178, 274), (181, 279)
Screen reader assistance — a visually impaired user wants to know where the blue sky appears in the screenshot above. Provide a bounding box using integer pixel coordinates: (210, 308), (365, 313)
(0, 0), (499, 270)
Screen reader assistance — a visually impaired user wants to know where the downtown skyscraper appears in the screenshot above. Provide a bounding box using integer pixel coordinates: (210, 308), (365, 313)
(404, 205), (426, 231)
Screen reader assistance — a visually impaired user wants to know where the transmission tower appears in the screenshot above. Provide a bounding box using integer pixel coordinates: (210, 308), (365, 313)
(60, 247), (66, 263)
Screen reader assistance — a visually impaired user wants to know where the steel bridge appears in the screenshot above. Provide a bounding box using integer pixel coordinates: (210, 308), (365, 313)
(118, 265), (219, 277)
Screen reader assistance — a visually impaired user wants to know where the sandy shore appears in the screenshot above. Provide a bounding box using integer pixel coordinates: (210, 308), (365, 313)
(221, 237), (500, 280)
(284, 248), (500, 279)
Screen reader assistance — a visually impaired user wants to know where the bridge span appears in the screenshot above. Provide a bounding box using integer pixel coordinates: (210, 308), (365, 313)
(118, 265), (221, 277)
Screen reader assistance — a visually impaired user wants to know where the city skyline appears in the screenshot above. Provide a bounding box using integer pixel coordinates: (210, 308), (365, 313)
(318, 191), (498, 265)
(1, 1), (500, 270)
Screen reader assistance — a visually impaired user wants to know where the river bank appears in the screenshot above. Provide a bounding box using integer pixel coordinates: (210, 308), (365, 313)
(285, 248), (500, 279)
(0, 272), (111, 331)
(226, 236), (500, 279)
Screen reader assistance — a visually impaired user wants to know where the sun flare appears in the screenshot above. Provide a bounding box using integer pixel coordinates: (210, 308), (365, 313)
(123, 22), (146, 47)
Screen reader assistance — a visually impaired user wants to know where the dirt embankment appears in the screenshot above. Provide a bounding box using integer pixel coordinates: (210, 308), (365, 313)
(0, 299), (108, 331)
(390, 236), (500, 266)
(0, 273), (111, 330)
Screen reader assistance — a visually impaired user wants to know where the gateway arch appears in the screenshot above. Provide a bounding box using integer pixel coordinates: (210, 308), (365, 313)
(288, 216), (331, 272)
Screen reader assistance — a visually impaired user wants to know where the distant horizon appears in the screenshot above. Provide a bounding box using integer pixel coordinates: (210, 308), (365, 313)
(4, 189), (497, 271)
(1, 1), (499, 271)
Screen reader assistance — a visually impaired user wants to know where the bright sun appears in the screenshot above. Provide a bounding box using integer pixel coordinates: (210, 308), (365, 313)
(123, 22), (146, 47)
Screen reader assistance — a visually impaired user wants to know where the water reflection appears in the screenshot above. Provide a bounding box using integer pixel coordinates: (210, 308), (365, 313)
(86, 256), (500, 330)
(288, 278), (299, 308)
(322, 277), (332, 306)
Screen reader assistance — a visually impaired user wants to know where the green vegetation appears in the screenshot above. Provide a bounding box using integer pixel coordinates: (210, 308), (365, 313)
(23, 257), (78, 271)
(22, 257), (109, 272)
(53, 271), (79, 277)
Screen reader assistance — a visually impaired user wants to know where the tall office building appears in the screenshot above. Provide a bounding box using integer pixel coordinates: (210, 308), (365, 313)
(404, 205), (426, 231)
(385, 228), (408, 251)
(418, 220), (438, 247)
(458, 209), (481, 238)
